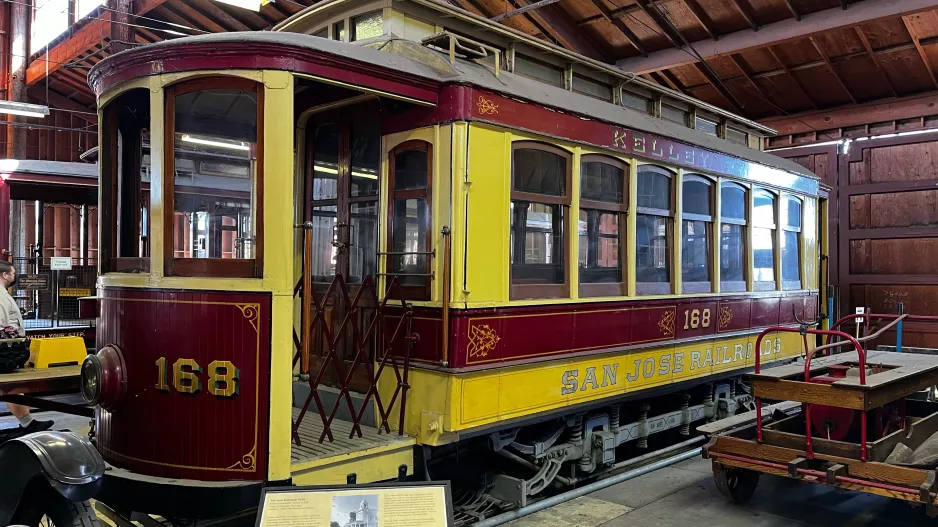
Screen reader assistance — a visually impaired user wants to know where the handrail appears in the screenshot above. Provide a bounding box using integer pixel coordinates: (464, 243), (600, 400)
(753, 326), (867, 384)
(811, 314), (907, 358)
(827, 312), (938, 342)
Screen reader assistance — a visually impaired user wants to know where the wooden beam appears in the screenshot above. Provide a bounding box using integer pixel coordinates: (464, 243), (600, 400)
(577, 0), (668, 26)
(694, 62), (745, 113)
(809, 36), (857, 104)
(682, 0), (718, 40)
(168, 2), (229, 33)
(759, 91), (938, 136)
(27, 0), (170, 86)
(780, 0), (801, 20)
(729, 54), (777, 109)
(617, 0), (938, 74)
(903, 15), (938, 89)
(730, 0), (759, 31)
(190, 0), (251, 31)
(854, 26), (899, 97)
(766, 45), (818, 110)
(511, 0), (610, 61)
(633, 0), (683, 48)
(661, 69), (688, 94)
(587, 0), (648, 57)
(27, 87), (96, 123)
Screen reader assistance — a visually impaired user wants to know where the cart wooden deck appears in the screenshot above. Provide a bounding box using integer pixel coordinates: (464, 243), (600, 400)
(0, 365), (90, 416)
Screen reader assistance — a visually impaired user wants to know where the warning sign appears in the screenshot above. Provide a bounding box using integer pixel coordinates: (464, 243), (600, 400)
(60, 288), (91, 297)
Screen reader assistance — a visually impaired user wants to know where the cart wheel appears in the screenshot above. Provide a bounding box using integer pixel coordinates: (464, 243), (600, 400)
(713, 462), (760, 504)
(10, 483), (101, 527)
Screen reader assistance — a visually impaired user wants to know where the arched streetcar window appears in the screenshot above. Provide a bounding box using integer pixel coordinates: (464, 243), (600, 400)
(782, 195), (803, 290)
(510, 142), (572, 300)
(682, 175), (713, 293)
(636, 165), (674, 295)
(752, 189), (777, 291)
(720, 182), (747, 292)
(579, 155), (628, 297)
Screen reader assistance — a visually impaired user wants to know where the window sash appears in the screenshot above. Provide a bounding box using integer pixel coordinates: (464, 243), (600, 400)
(163, 77), (264, 278)
(387, 140), (433, 301)
(681, 219), (711, 292)
(579, 209), (625, 297)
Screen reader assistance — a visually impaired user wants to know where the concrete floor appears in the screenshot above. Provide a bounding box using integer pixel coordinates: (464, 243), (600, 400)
(507, 455), (938, 527)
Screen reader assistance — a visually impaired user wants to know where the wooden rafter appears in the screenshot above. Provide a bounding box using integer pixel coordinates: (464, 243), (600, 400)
(169, 2), (229, 33)
(766, 45), (818, 110)
(634, 0), (684, 48)
(681, 0), (718, 40)
(729, 54), (776, 109)
(780, 0), (801, 21)
(809, 36), (857, 104)
(730, 0), (759, 31)
(902, 15), (938, 89)
(661, 69), (687, 94)
(190, 0), (251, 31)
(586, 0), (648, 57)
(694, 62), (745, 113)
(510, 0), (610, 61)
(854, 26), (899, 97)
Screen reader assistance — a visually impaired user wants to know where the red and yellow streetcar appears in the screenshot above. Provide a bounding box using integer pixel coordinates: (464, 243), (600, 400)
(73, 0), (828, 523)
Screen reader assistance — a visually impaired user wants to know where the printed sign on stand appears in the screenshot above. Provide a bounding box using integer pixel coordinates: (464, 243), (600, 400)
(18, 274), (49, 291)
(256, 482), (454, 527)
(50, 257), (72, 271)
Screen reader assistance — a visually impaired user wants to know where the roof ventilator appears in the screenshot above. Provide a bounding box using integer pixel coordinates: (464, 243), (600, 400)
(421, 31), (501, 77)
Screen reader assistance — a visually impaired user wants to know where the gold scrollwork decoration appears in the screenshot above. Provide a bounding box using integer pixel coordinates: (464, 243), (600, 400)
(227, 445), (257, 471)
(468, 324), (501, 358)
(657, 310), (676, 337)
(719, 305), (734, 330)
(236, 304), (260, 333)
(477, 96), (499, 115)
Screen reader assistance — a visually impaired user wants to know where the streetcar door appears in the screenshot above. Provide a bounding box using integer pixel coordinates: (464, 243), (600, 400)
(304, 106), (381, 392)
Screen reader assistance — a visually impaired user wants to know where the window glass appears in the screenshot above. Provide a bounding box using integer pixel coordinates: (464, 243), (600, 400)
(581, 161), (624, 203)
(333, 20), (346, 41)
(393, 149), (429, 190)
(573, 75), (613, 101)
(102, 89), (150, 272)
(515, 56), (564, 87)
(726, 127), (747, 145)
(637, 166), (671, 210)
(511, 202), (564, 283)
(721, 183), (746, 221)
(312, 124), (339, 201)
(350, 121), (379, 197)
(352, 11), (384, 41)
(781, 230), (800, 283)
(388, 142), (431, 299)
(349, 202), (378, 284)
(682, 178), (711, 216)
(513, 148), (566, 196)
(579, 211), (620, 284)
(682, 219), (709, 284)
(721, 224), (745, 283)
(697, 117), (718, 136)
(636, 215), (670, 284)
(753, 227), (775, 282)
(623, 91), (652, 114)
(312, 27), (328, 38)
(310, 205), (337, 281)
(785, 197), (802, 229)
(753, 192), (775, 226)
(391, 199), (428, 286)
(171, 85), (257, 263)
(661, 105), (688, 125)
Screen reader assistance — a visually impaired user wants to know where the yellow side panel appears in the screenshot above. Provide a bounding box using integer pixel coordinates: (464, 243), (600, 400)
(803, 197), (819, 290)
(291, 443), (415, 486)
(464, 124), (511, 305)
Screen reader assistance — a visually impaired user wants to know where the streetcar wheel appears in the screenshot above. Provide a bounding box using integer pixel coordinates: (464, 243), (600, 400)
(712, 462), (760, 504)
(11, 484), (101, 527)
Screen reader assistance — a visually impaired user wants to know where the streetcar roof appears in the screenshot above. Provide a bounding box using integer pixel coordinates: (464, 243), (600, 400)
(92, 31), (818, 182)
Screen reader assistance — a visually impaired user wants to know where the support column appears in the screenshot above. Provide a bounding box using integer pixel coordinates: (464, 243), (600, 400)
(8, 0), (28, 259)
(0, 180), (9, 259)
(108, 0), (135, 54)
(55, 205), (71, 258)
(42, 205), (56, 259)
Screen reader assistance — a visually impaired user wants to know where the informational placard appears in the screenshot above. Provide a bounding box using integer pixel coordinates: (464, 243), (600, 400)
(256, 482), (453, 527)
(18, 274), (50, 290)
(50, 257), (72, 271)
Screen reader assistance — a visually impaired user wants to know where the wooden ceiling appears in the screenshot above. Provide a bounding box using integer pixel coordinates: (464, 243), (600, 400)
(26, 0), (938, 145)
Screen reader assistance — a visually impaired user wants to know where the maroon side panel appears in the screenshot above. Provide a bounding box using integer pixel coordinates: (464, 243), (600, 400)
(750, 297), (781, 328)
(447, 292), (815, 368)
(717, 299), (752, 333)
(779, 295), (807, 324)
(95, 287), (271, 481)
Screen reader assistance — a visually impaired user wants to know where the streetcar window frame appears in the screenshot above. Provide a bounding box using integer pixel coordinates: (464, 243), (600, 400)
(162, 76), (265, 279)
(578, 154), (628, 298)
(719, 182), (748, 293)
(681, 174), (713, 294)
(386, 140), (433, 301)
(100, 87), (151, 274)
(509, 141), (572, 300)
(635, 164), (674, 296)
(752, 188), (777, 291)
(781, 194), (803, 291)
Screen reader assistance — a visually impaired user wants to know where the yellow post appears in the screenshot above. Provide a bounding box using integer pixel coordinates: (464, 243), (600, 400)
(626, 162), (638, 297)
(746, 183), (755, 292)
(673, 169), (683, 295)
(712, 178), (722, 293)
(569, 147), (581, 300)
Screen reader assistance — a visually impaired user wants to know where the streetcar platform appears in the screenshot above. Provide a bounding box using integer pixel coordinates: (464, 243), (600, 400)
(289, 407), (416, 486)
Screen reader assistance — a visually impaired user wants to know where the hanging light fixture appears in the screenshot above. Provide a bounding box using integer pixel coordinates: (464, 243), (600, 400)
(0, 101), (49, 119)
(213, 0), (272, 11)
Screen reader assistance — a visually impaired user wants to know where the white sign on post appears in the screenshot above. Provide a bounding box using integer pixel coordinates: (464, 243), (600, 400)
(50, 257), (72, 271)
(855, 307), (865, 324)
